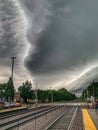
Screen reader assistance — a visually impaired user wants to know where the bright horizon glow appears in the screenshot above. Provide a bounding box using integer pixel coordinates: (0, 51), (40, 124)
(65, 64), (98, 86)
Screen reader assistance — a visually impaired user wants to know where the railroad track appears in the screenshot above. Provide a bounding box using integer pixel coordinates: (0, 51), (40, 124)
(0, 105), (62, 130)
(0, 106), (51, 120)
(45, 106), (84, 130)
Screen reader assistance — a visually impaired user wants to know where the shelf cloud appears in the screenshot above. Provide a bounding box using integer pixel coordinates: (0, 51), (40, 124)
(1, 0), (98, 93)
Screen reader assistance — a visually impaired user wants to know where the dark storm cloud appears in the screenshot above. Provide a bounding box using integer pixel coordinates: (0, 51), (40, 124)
(1, 0), (98, 91)
(0, 0), (30, 87)
(0, 0), (26, 64)
(20, 0), (98, 76)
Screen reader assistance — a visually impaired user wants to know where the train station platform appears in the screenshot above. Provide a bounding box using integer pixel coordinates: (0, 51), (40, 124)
(88, 109), (98, 130)
(0, 107), (27, 114)
(82, 109), (98, 130)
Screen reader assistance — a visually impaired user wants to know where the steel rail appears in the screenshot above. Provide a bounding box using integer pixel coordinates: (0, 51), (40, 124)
(45, 106), (74, 130)
(67, 106), (78, 130)
(45, 106), (78, 130)
(0, 106), (61, 130)
(0, 106), (50, 120)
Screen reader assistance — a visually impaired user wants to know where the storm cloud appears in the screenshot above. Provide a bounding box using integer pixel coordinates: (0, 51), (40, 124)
(20, 0), (98, 74)
(20, 0), (98, 91)
(1, 0), (98, 92)
(0, 0), (30, 86)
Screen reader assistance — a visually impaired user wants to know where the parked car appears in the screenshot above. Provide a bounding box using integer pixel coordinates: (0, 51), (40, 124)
(4, 102), (11, 108)
(15, 102), (21, 107)
(10, 102), (16, 107)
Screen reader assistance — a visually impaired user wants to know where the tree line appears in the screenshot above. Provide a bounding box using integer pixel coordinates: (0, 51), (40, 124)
(0, 79), (76, 103)
(81, 81), (98, 101)
(18, 81), (76, 103)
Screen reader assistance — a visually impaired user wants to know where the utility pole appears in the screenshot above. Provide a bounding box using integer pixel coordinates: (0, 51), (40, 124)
(84, 92), (86, 102)
(9, 57), (16, 103)
(50, 86), (53, 103)
(11, 57), (16, 81)
(86, 89), (89, 99)
(93, 85), (95, 98)
(34, 81), (38, 106)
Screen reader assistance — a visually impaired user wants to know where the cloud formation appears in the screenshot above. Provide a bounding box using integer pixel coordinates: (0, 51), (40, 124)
(23, 0), (98, 73)
(0, 0), (30, 87)
(1, 0), (98, 93)
(20, 0), (98, 91)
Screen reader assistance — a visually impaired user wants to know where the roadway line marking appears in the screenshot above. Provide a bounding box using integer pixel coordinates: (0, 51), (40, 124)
(82, 109), (97, 130)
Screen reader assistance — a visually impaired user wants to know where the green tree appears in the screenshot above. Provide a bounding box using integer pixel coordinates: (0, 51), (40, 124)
(18, 81), (33, 103)
(36, 88), (76, 103)
(0, 77), (14, 102)
(53, 88), (76, 101)
(81, 81), (98, 101)
(0, 83), (7, 100)
(37, 90), (50, 103)
(5, 77), (14, 102)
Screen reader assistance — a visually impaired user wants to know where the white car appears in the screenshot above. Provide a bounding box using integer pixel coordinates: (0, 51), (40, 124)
(4, 102), (10, 108)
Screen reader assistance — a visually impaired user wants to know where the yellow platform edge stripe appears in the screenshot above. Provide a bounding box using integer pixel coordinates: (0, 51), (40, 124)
(82, 109), (97, 130)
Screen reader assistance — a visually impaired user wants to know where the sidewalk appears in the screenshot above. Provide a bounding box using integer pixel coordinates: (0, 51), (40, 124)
(88, 109), (98, 130)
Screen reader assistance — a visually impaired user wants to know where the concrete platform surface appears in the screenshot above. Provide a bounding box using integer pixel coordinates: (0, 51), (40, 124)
(0, 107), (27, 114)
(88, 109), (98, 130)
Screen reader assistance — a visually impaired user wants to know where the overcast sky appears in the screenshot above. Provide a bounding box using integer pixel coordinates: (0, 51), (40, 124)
(0, 0), (98, 93)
